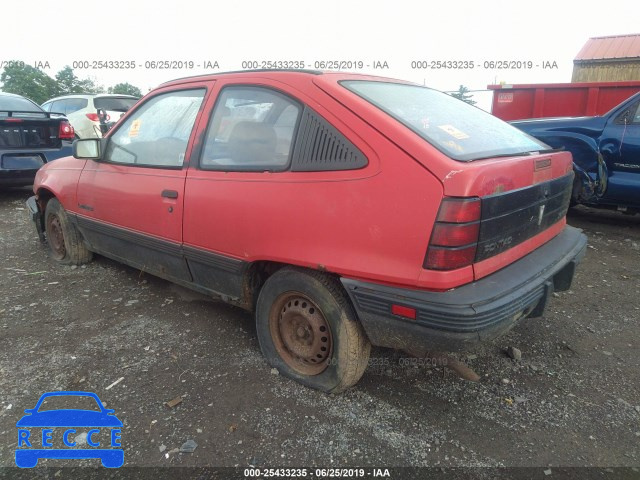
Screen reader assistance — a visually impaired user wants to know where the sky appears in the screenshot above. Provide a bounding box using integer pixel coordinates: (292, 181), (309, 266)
(3, 0), (639, 110)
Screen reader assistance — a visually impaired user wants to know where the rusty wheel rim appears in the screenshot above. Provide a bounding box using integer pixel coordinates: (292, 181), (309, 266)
(46, 214), (66, 260)
(269, 293), (333, 376)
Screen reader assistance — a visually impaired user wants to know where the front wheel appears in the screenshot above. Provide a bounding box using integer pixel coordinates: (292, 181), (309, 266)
(44, 198), (93, 265)
(256, 267), (371, 393)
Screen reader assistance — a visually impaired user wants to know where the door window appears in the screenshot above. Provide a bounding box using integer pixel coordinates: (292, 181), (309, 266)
(103, 89), (205, 167)
(200, 87), (301, 171)
(65, 98), (88, 114)
(49, 100), (67, 115)
(632, 102), (640, 124)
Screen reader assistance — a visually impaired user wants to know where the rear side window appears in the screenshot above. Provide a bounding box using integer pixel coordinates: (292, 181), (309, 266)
(104, 89), (205, 168)
(200, 87), (301, 171)
(94, 97), (138, 112)
(65, 98), (88, 114)
(49, 100), (67, 115)
(633, 102), (640, 124)
(342, 80), (547, 161)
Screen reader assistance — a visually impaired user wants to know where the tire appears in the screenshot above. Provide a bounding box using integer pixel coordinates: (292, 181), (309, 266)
(256, 267), (371, 393)
(44, 198), (93, 265)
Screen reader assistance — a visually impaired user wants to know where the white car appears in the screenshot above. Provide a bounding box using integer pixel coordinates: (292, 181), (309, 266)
(42, 94), (138, 138)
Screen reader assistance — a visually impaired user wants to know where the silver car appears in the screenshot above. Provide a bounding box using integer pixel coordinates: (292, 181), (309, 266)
(42, 94), (138, 138)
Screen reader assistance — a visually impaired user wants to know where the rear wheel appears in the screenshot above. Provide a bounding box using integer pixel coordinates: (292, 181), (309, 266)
(44, 198), (93, 265)
(256, 267), (370, 393)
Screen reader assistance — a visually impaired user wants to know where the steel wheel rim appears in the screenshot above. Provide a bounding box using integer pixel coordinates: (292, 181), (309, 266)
(46, 214), (66, 259)
(269, 292), (333, 376)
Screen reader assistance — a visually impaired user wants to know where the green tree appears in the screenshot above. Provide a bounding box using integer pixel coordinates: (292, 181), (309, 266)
(0, 62), (59, 104)
(450, 85), (476, 106)
(77, 77), (104, 94)
(108, 82), (142, 97)
(55, 66), (78, 94)
(55, 66), (103, 95)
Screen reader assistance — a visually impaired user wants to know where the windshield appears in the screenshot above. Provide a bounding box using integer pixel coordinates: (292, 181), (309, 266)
(94, 97), (138, 112)
(37, 395), (102, 412)
(341, 80), (548, 161)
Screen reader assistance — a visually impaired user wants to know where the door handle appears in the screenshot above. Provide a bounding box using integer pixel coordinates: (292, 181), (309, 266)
(161, 190), (178, 199)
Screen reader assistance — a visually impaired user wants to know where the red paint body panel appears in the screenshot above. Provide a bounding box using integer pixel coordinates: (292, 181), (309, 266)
(76, 162), (187, 243)
(34, 157), (86, 208)
(489, 81), (640, 121)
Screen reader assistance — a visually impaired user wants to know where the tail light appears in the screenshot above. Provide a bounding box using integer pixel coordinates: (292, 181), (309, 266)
(424, 197), (481, 270)
(86, 113), (110, 122)
(58, 121), (75, 140)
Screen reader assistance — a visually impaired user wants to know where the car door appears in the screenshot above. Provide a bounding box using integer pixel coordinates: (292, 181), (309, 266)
(599, 98), (640, 207)
(182, 80), (376, 301)
(75, 85), (210, 282)
(182, 83), (305, 298)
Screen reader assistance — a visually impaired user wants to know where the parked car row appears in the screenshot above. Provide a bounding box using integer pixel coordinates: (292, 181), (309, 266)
(42, 94), (138, 139)
(26, 70), (587, 393)
(0, 92), (74, 187)
(0, 91), (139, 187)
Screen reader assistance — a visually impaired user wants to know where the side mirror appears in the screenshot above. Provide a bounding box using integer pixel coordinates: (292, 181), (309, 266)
(73, 138), (102, 160)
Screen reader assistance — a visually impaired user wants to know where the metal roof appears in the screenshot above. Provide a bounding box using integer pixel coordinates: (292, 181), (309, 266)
(575, 34), (640, 61)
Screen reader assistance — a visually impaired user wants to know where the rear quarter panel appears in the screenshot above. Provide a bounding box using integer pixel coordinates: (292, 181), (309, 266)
(183, 77), (444, 287)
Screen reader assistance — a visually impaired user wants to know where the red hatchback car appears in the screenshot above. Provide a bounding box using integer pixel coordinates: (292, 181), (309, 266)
(28, 70), (587, 392)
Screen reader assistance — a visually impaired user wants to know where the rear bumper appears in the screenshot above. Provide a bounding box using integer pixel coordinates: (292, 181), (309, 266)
(0, 143), (72, 186)
(0, 170), (39, 187)
(341, 226), (587, 353)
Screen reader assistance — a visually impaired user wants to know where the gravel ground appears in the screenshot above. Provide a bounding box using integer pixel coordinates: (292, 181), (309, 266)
(0, 186), (639, 473)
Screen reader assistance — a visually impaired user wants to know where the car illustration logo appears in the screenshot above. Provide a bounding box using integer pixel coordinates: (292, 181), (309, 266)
(15, 391), (123, 468)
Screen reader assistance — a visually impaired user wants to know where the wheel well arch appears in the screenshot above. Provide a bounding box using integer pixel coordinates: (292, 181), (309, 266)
(33, 188), (56, 231)
(35, 187), (55, 207)
(241, 260), (286, 311)
(241, 261), (344, 312)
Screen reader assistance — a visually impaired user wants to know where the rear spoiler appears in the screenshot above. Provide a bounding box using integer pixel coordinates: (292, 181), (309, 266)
(0, 110), (68, 120)
(0, 110), (65, 118)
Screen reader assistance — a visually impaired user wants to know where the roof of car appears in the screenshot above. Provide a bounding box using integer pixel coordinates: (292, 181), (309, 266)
(160, 69), (321, 85)
(0, 91), (27, 98)
(43, 93), (139, 102)
(158, 69), (404, 88)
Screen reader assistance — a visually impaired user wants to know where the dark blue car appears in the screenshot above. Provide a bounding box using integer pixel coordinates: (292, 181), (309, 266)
(15, 391), (123, 468)
(513, 92), (640, 213)
(0, 92), (74, 187)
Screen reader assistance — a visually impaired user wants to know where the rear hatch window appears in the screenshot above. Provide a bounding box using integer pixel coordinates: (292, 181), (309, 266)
(94, 97), (138, 112)
(0, 95), (44, 116)
(341, 81), (548, 162)
(0, 96), (59, 148)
